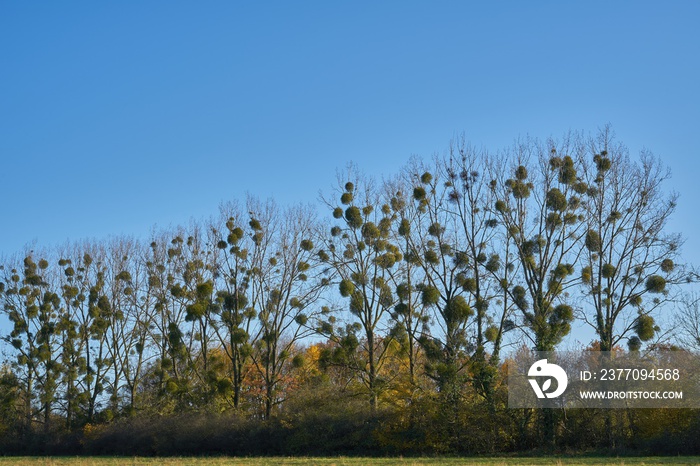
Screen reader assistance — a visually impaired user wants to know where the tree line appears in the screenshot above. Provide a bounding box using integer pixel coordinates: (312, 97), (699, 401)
(1, 128), (698, 455)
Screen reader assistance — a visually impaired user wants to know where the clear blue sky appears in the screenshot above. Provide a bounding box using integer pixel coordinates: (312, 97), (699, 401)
(2, 1), (699, 267)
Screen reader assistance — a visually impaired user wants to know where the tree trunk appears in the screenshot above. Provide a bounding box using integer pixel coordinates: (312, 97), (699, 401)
(368, 329), (377, 410)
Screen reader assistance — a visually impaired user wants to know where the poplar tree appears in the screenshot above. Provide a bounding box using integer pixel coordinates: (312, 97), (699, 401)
(580, 129), (689, 352)
(382, 179), (429, 389)
(246, 201), (326, 419)
(490, 136), (588, 446)
(210, 205), (257, 410)
(319, 174), (401, 409)
(491, 137), (587, 352)
(1, 256), (62, 434)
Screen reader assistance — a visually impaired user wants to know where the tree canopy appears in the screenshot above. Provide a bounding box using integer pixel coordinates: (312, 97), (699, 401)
(0, 128), (697, 455)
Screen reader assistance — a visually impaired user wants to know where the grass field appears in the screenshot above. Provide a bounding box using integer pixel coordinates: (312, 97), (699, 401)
(0, 458), (699, 466)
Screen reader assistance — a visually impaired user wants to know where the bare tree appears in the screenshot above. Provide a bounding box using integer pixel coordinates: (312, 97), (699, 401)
(244, 200), (327, 419)
(1, 254), (62, 434)
(676, 293), (700, 351)
(491, 135), (587, 352)
(579, 128), (690, 352)
(318, 171), (400, 409)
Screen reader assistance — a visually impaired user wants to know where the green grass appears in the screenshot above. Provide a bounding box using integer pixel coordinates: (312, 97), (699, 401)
(0, 458), (699, 466)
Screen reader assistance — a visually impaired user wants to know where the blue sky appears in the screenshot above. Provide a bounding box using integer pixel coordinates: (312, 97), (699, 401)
(1, 0), (699, 270)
